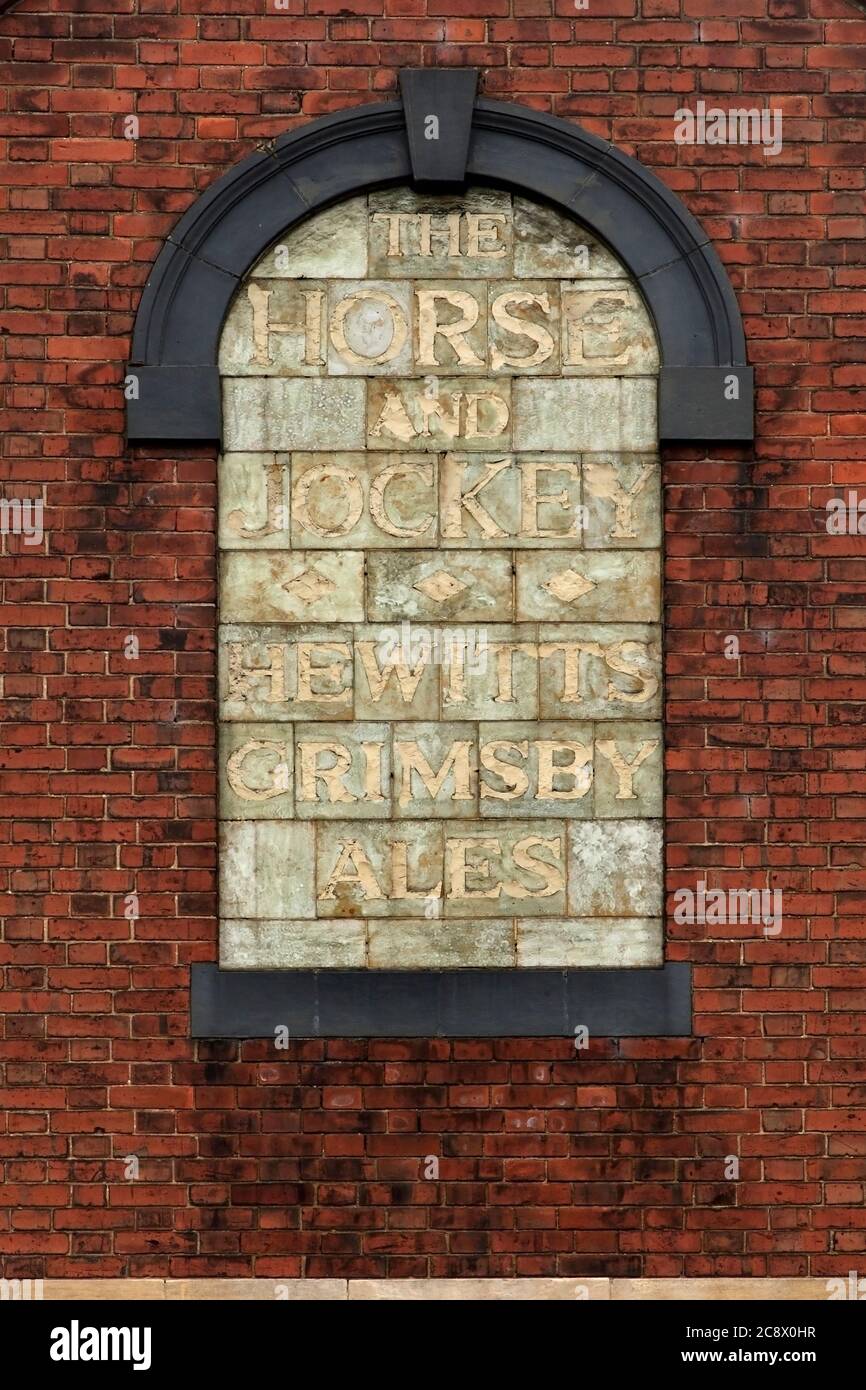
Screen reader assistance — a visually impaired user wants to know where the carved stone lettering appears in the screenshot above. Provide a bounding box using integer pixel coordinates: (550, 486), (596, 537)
(217, 187), (663, 971)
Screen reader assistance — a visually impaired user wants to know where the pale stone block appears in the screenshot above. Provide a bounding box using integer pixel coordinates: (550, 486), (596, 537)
(220, 919), (366, 969)
(513, 378), (656, 451)
(538, 623), (662, 721)
(254, 197), (368, 279)
(295, 722), (391, 818)
(44, 1280), (168, 1302)
(622, 377), (657, 448)
(219, 624), (354, 723)
(218, 453), (291, 550)
(223, 378), (365, 452)
(441, 819), (567, 918)
(219, 722), (294, 820)
(220, 550), (364, 624)
(516, 917), (663, 967)
(516, 550), (660, 622)
(368, 187), (513, 279)
(414, 280), (489, 373)
(327, 280), (414, 376)
(353, 624), (440, 720)
(393, 722), (478, 818)
(592, 720), (663, 818)
(220, 820), (315, 919)
(439, 451), (582, 548)
(561, 280), (658, 376)
(366, 549), (513, 623)
(513, 197), (626, 280)
(611, 1278), (831, 1302)
(367, 378), (511, 452)
(316, 820), (445, 918)
(349, 1276), (609, 1300)
(582, 453), (660, 549)
(291, 451), (438, 549)
(441, 623), (538, 722)
(218, 279), (328, 378)
(165, 1278), (347, 1301)
(368, 919), (514, 968)
(488, 280), (560, 375)
(478, 720), (594, 818)
(568, 818), (663, 916)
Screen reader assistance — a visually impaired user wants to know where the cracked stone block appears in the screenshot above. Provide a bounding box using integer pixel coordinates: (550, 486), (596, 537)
(326, 280), (415, 376)
(439, 451), (582, 548)
(441, 623), (539, 722)
(219, 279), (328, 377)
(316, 819), (446, 919)
(561, 281), (659, 376)
(441, 819), (568, 918)
(413, 280), (489, 374)
(352, 624), (441, 720)
(254, 197), (368, 279)
(582, 453), (660, 549)
(489, 280), (561, 376)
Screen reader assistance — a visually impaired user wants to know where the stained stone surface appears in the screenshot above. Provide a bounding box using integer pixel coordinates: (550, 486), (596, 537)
(217, 186), (663, 969)
(219, 722), (294, 820)
(516, 917), (663, 968)
(567, 820), (663, 917)
(365, 549), (513, 622)
(366, 377), (513, 451)
(537, 624), (662, 722)
(368, 919), (515, 968)
(515, 550), (661, 622)
(220, 549), (364, 624)
(224, 378), (365, 451)
(290, 452), (439, 549)
(513, 378), (656, 451)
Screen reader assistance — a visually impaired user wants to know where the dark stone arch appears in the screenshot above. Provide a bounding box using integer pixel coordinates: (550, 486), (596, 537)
(127, 79), (752, 446)
(142, 74), (705, 1037)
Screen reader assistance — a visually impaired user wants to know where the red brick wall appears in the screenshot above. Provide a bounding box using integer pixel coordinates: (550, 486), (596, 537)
(1, 0), (865, 1280)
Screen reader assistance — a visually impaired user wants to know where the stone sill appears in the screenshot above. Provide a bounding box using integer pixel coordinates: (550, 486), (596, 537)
(25, 1278), (837, 1302)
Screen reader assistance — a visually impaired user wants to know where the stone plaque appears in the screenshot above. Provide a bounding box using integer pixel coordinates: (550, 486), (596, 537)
(217, 188), (662, 971)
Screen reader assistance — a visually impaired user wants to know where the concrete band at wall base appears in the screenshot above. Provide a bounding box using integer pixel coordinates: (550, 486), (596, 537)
(22, 1278), (841, 1302)
(190, 961), (691, 1037)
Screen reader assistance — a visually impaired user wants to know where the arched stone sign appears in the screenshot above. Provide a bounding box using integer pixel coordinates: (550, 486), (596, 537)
(128, 75), (750, 1035)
